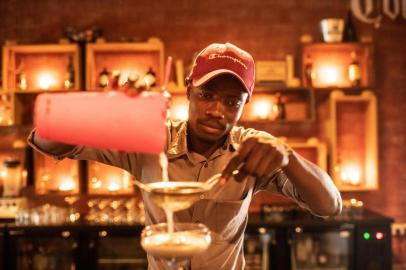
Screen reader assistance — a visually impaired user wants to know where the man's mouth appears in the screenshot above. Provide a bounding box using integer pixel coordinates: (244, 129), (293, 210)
(198, 120), (225, 133)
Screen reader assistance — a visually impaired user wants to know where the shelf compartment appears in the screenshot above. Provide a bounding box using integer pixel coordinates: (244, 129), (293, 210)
(87, 161), (133, 195)
(328, 90), (378, 191)
(2, 44), (81, 91)
(282, 137), (327, 170)
(34, 152), (80, 195)
(86, 38), (164, 90)
(302, 43), (373, 88)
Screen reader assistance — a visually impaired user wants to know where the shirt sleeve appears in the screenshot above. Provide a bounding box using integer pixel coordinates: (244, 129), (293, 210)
(238, 127), (321, 215)
(254, 171), (314, 213)
(26, 128), (135, 173)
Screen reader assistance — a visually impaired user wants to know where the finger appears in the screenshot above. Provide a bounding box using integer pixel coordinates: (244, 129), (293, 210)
(221, 155), (243, 180)
(255, 149), (278, 178)
(242, 143), (268, 175)
(234, 169), (248, 182)
(264, 154), (285, 178)
(221, 138), (257, 179)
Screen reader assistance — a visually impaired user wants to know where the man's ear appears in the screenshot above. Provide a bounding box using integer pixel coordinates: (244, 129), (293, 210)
(186, 87), (191, 100)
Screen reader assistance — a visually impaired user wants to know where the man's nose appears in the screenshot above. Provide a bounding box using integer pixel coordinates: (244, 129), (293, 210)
(206, 100), (225, 119)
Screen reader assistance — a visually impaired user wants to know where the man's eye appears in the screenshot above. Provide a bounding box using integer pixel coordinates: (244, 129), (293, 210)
(225, 98), (242, 108)
(198, 91), (213, 100)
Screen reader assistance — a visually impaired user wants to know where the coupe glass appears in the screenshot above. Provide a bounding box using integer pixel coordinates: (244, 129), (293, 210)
(141, 223), (212, 269)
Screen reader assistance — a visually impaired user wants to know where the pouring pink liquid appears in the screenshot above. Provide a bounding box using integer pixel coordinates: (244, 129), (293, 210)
(34, 91), (167, 154)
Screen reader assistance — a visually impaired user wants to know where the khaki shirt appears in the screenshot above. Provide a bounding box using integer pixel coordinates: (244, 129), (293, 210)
(28, 121), (311, 270)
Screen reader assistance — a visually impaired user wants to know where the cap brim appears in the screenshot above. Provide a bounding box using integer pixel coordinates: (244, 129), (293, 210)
(191, 69), (251, 95)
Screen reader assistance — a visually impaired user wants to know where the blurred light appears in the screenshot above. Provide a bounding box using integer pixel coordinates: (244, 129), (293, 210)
(363, 232), (371, 240)
(107, 179), (120, 192)
(122, 171), (131, 190)
(38, 73), (56, 90)
(171, 104), (189, 121)
(295, 226), (303, 233)
(251, 99), (276, 120)
(91, 177), (102, 189)
(317, 65), (340, 86)
(59, 177), (76, 191)
(340, 165), (361, 185)
(339, 230), (350, 238)
(0, 169), (7, 178)
(376, 232), (384, 240)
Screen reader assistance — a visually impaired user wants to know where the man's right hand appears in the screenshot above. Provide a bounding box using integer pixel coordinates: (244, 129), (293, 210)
(32, 130), (76, 156)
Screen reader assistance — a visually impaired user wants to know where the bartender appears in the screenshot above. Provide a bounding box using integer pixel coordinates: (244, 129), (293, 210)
(27, 42), (342, 270)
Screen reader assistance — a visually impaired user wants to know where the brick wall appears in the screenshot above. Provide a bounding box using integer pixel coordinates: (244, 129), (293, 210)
(0, 0), (405, 221)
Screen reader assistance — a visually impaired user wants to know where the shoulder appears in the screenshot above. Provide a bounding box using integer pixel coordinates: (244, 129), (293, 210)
(230, 125), (275, 145)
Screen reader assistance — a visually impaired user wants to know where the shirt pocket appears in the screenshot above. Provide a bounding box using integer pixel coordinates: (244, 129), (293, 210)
(193, 190), (252, 243)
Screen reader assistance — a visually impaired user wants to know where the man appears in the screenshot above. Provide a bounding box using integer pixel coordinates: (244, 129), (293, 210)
(28, 42), (342, 270)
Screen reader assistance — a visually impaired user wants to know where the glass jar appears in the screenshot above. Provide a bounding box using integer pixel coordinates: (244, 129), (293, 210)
(2, 159), (23, 197)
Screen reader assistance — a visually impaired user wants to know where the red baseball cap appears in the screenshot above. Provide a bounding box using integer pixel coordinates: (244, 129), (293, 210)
(187, 43), (255, 97)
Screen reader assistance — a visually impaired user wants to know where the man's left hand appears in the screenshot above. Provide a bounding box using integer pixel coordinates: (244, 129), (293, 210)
(222, 137), (291, 181)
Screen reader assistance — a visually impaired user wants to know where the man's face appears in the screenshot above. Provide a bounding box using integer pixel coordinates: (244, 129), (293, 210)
(187, 74), (249, 143)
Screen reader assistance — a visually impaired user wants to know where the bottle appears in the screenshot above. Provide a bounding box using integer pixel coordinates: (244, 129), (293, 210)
(98, 68), (110, 88)
(64, 56), (75, 89)
(348, 51), (361, 87)
(144, 67), (157, 88)
(110, 70), (121, 90)
(15, 62), (27, 90)
(304, 54), (314, 87)
(343, 10), (358, 42)
(2, 159), (23, 197)
(99, 68), (110, 88)
(275, 93), (286, 120)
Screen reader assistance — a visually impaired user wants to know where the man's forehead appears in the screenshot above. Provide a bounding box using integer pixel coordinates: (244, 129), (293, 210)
(201, 75), (248, 96)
